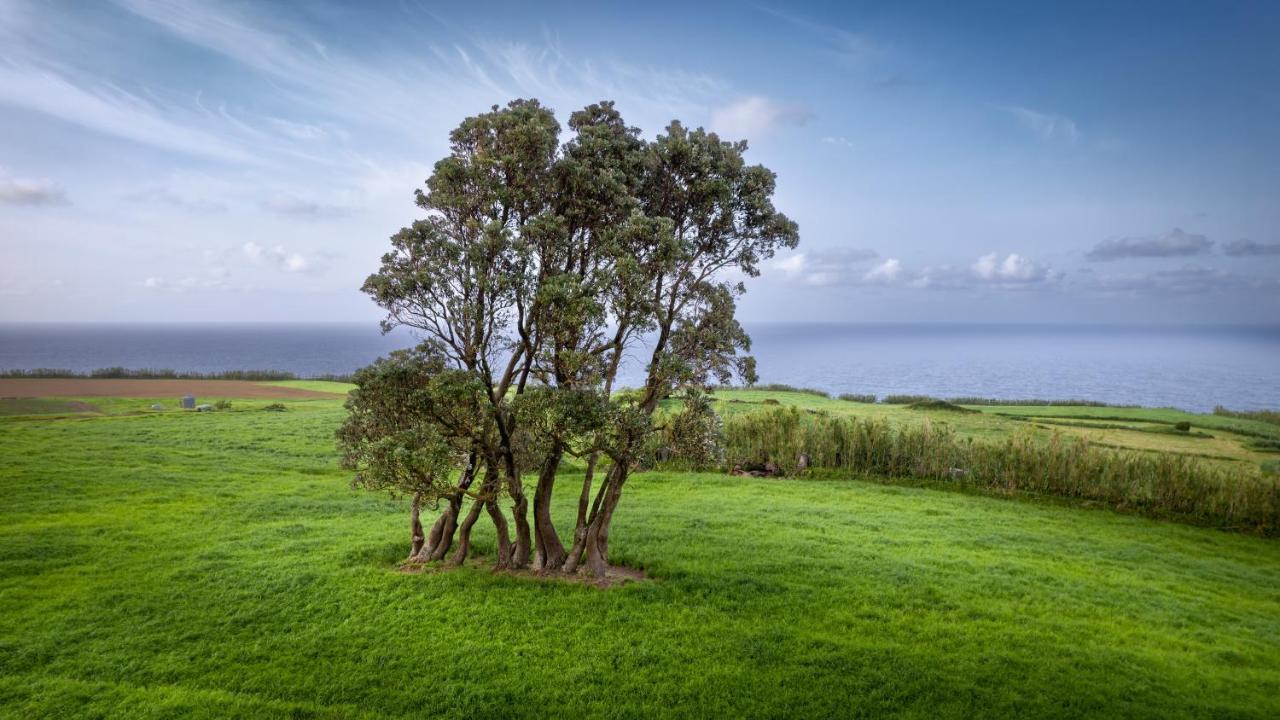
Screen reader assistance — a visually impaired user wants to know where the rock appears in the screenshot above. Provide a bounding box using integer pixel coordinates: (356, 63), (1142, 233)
(151, 403), (164, 410)
(195, 404), (214, 412)
(796, 453), (810, 472)
(948, 467), (969, 479)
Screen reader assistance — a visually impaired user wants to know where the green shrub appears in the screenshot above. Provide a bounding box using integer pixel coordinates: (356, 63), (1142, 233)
(213, 400), (232, 410)
(907, 399), (977, 414)
(1175, 421), (1192, 432)
(947, 397), (1121, 407)
(881, 394), (934, 405)
(735, 383), (830, 398)
(838, 393), (877, 403)
(262, 403), (287, 412)
(762, 398), (781, 406)
(660, 389), (723, 470)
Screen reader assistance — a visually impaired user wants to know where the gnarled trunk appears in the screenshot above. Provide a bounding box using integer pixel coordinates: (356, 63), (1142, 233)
(563, 454), (600, 574)
(510, 491), (531, 569)
(410, 454), (478, 564)
(487, 498), (513, 570)
(582, 463), (626, 578)
(427, 495), (462, 561)
(533, 444), (567, 572)
(409, 494), (426, 558)
(448, 497), (485, 566)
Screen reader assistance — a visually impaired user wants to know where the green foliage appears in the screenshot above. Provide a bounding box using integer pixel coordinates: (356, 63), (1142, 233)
(1174, 421), (1192, 432)
(881, 394), (935, 404)
(660, 389), (724, 470)
(744, 383), (830, 398)
(722, 406), (1280, 534)
(948, 396), (1126, 407)
(263, 403), (287, 412)
(336, 347), (481, 505)
(907, 399), (977, 414)
(1215, 406), (1280, 427)
(838, 393), (877, 403)
(213, 400), (232, 411)
(1247, 438), (1280, 452)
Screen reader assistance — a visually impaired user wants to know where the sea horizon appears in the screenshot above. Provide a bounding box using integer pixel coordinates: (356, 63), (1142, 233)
(3, 321), (1277, 412)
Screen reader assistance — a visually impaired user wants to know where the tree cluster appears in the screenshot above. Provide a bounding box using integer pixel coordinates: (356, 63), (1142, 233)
(337, 99), (798, 576)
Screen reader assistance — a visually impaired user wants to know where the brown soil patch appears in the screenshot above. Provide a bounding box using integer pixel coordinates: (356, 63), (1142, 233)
(0, 378), (341, 399)
(398, 557), (647, 588)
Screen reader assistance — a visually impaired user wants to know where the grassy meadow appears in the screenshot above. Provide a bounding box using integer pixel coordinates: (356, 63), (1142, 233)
(2, 385), (1279, 718)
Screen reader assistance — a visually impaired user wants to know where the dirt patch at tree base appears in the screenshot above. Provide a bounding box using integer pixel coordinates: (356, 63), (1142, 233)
(397, 557), (647, 588)
(0, 378), (341, 399)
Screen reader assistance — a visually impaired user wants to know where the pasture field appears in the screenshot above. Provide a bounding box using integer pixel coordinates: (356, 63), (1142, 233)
(1, 384), (1278, 718)
(699, 390), (1280, 471)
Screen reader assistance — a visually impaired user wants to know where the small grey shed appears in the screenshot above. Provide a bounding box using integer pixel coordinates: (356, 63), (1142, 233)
(181, 395), (195, 409)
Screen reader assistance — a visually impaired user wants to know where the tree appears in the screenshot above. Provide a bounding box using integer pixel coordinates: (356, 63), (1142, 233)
(336, 346), (489, 563)
(349, 99), (798, 576)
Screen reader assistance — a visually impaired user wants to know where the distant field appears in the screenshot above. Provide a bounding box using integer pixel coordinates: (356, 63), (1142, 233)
(1, 390), (1278, 718)
(701, 389), (1280, 471)
(262, 379), (357, 394)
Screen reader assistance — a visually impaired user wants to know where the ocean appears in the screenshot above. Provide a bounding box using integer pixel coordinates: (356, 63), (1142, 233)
(1, 323), (1276, 412)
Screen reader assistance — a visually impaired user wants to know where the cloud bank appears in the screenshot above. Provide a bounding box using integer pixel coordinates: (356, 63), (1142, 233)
(1086, 228), (1213, 261)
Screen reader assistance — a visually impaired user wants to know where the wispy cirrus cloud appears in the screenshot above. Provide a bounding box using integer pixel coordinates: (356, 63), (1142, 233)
(0, 61), (258, 163)
(1006, 106), (1079, 142)
(752, 5), (878, 65)
(1086, 228), (1213, 261)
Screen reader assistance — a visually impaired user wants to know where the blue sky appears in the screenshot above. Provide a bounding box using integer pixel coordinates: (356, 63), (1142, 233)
(1, 0), (1278, 323)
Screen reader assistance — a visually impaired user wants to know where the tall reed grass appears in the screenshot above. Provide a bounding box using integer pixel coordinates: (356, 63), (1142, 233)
(721, 406), (1279, 535)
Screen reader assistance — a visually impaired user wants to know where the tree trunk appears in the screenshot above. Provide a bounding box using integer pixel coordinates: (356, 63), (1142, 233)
(428, 451), (478, 562)
(563, 454), (600, 574)
(486, 499), (513, 570)
(510, 491), (531, 569)
(583, 464), (626, 578)
(533, 444), (567, 572)
(409, 493), (426, 558)
(410, 508), (449, 564)
(448, 497), (484, 566)
(427, 495), (462, 561)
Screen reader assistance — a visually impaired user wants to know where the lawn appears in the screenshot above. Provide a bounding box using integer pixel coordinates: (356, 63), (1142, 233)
(1, 394), (1278, 718)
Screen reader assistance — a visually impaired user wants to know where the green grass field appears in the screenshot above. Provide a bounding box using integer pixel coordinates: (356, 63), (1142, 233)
(692, 390), (1280, 471)
(2, 388), (1279, 718)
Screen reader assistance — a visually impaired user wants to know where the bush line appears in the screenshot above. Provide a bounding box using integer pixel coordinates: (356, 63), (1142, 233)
(719, 406), (1279, 535)
(0, 367), (355, 382)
